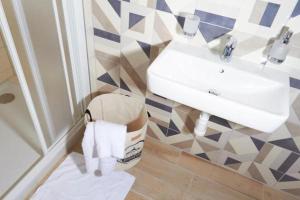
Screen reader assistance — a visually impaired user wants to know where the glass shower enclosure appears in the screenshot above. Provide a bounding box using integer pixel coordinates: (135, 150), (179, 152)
(0, 0), (89, 198)
(0, 29), (42, 198)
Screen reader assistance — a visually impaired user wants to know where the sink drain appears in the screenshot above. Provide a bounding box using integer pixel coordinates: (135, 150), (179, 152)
(0, 93), (15, 104)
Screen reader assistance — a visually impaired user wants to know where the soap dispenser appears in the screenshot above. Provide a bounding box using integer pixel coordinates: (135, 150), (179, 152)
(268, 29), (293, 64)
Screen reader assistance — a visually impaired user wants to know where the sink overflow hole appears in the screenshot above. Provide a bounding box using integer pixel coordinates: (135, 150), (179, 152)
(208, 89), (220, 96)
(219, 69), (225, 73)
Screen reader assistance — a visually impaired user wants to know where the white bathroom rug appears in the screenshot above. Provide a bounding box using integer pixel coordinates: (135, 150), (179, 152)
(31, 152), (135, 200)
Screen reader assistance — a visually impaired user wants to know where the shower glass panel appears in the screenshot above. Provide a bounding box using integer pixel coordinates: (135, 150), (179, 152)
(0, 32), (42, 198)
(3, 0), (82, 147)
(18, 0), (76, 144)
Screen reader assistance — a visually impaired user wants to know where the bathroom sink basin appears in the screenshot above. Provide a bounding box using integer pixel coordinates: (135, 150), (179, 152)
(147, 41), (289, 133)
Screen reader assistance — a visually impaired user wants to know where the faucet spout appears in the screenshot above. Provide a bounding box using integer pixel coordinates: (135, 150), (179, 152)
(221, 36), (237, 62)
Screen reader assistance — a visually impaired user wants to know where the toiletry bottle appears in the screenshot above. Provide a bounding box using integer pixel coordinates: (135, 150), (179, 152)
(268, 30), (293, 64)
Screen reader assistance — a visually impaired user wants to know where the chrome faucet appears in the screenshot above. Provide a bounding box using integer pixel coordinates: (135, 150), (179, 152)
(267, 28), (293, 64)
(221, 36), (237, 62)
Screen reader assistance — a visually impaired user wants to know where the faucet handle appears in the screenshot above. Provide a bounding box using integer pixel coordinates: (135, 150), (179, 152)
(282, 30), (293, 44)
(221, 36), (237, 62)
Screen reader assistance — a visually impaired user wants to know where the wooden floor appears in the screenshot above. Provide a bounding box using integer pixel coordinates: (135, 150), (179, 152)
(68, 136), (298, 200)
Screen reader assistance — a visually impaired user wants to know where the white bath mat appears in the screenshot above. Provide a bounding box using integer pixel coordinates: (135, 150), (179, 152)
(31, 152), (135, 200)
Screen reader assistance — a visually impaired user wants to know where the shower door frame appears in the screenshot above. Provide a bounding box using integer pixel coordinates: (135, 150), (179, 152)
(0, 0), (91, 198)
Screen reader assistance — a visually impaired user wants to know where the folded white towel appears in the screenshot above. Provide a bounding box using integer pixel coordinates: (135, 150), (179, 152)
(99, 157), (117, 175)
(82, 122), (98, 174)
(82, 120), (127, 175)
(95, 120), (127, 159)
(95, 120), (127, 175)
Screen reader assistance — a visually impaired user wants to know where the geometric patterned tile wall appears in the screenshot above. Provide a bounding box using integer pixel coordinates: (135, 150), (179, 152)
(92, 0), (121, 94)
(90, 0), (300, 198)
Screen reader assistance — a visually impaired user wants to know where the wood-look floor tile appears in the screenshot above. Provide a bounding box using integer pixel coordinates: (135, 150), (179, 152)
(125, 191), (150, 200)
(144, 136), (181, 164)
(135, 149), (193, 191)
(32, 136), (300, 200)
(263, 186), (300, 200)
(210, 165), (264, 200)
(183, 176), (256, 200)
(127, 167), (185, 200)
(71, 141), (83, 153)
(176, 152), (216, 179)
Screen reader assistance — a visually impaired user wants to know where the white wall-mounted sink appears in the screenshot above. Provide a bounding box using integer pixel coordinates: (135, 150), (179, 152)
(147, 41), (289, 133)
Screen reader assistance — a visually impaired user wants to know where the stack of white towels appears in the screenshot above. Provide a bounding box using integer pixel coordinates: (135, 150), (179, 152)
(31, 120), (135, 200)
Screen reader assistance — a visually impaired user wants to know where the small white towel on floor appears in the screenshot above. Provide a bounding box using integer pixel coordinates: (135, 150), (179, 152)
(31, 152), (135, 200)
(82, 120), (127, 175)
